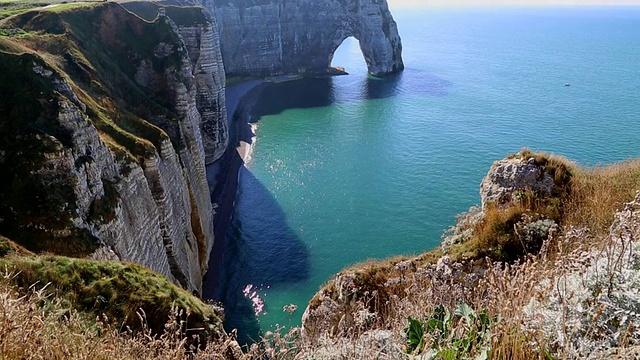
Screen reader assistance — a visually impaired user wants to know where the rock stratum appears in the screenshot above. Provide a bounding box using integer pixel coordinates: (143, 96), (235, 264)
(0, 3), (226, 294)
(203, 0), (404, 77)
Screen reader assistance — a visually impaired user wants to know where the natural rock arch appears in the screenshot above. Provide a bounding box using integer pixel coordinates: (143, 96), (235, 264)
(328, 36), (364, 73)
(207, 0), (404, 78)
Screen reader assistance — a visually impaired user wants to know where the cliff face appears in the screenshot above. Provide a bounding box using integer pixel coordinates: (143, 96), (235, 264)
(0, 3), (225, 294)
(178, 22), (228, 164)
(122, 2), (229, 164)
(201, 0), (404, 77)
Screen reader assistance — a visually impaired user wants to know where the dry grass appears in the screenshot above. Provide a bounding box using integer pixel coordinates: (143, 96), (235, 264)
(565, 159), (640, 238)
(0, 273), (250, 360)
(458, 197), (558, 262)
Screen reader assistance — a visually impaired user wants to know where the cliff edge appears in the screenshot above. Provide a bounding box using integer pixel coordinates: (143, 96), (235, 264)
(299, 151), (640, 359)
(0, 3), (225, 294)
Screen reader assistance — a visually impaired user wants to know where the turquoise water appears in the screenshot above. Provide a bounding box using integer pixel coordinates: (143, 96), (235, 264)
(215, 7), (640, 343)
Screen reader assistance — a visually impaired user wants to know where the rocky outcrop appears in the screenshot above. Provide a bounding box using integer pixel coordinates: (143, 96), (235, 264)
(0, 4), (224, 294)
(201, 0), (404, 78)
(480, 156), (557, 208)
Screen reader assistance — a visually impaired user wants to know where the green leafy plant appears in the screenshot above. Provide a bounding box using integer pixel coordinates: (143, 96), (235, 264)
(406, 316), (426, 354)
(405, 302), (492, 360)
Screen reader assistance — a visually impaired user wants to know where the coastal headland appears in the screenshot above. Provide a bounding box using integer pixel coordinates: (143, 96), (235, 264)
(1, 0), (640, 358)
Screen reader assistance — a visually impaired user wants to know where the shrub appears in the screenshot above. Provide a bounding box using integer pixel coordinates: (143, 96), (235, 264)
(405, 302), (492, 359)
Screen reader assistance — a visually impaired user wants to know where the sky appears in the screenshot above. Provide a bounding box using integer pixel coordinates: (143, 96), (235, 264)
(388, 0), (640, 7)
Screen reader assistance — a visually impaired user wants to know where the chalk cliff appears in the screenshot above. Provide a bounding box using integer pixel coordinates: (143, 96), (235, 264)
(178, 21), (228, 164)
(122, 2), (229, 164)
(201, 0), (404, 77)
(0, 0), (404, 297)
(0, 3), (225, 294)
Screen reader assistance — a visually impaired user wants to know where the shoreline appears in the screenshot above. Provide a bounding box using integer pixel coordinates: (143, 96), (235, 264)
(201, 73), (345, 299)
(226, 80), (264, 163)
(202, 80), (269, 299)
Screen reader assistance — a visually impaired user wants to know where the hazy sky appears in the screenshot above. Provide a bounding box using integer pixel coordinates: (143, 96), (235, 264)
(388, 0), (640, 8)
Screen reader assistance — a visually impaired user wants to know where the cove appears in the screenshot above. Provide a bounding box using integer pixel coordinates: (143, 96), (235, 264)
(211, 7), (640, 344)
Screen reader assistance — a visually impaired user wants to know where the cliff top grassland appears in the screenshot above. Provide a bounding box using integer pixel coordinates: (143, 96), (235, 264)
(0, 0), (47, 22)
(120, 1), (209, 25)
(0, 236), (234, 359)
(0, 255), (222, 333)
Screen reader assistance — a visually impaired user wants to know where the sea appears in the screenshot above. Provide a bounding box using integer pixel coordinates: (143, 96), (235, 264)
(212, 6), (640, 343)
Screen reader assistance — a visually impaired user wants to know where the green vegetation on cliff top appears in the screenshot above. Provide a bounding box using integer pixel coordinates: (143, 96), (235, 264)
(1, 2), (193, 160)
(0, 234), (223, 355)
(0, 235), (34, 257)
(0, 255), (222, 335)
(121, 1), (209, 26)
(0, 0), (47, 21)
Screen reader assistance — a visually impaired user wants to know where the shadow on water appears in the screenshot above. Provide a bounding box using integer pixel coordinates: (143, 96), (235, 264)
(248, 69), (452, 121)
(362, 72), (404, 99)
(213, 167), (310, 345)
(363, 70), (452, 99)
(208, 68), (451, 345)
(248, 77), (336, 120)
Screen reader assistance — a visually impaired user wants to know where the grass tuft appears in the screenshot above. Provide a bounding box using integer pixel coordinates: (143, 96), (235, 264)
(0, 235), (34, 257)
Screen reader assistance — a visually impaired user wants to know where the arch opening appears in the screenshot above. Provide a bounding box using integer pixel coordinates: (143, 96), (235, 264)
(329, 36), (369, 75)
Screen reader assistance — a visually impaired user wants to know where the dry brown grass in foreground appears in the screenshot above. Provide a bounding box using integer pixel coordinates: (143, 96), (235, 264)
(566, 158), (640, 237)
(0, 274), (246, 360)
